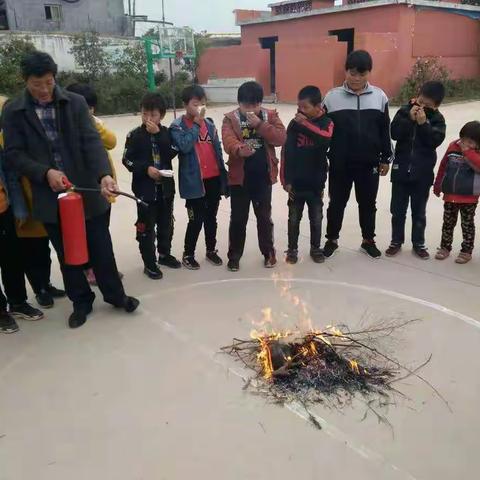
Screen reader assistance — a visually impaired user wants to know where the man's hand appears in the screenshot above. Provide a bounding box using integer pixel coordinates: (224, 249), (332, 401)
(47, 169), (67, 192)
(379, 163), (390, 176)
(145, 120), (160, 134)
(238, 144), (255, 158)
(147, 166), (162, 181)
(100, 175), (119, 200)
(409, 105), (420, 122)
(246, 112), (262, 129)
(284, 184), (292, 193)
(294, 112), (308, 124)
(416, 108), (427, 125)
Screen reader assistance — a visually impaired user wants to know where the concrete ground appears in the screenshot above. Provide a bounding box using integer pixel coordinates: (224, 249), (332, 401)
(1, 102), (479, 480)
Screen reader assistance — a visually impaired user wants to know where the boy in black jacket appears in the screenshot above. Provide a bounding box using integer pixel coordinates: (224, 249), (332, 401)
(386, 81), (446, 259)
(281, 86), (333, 264)
(123, 92), (180, 280)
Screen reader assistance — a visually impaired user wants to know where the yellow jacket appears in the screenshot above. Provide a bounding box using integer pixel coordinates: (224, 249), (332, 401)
(94, 116), (117, 203)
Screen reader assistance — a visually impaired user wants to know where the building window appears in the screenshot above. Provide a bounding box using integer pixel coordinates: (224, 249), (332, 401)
(45, 5), (63, 21)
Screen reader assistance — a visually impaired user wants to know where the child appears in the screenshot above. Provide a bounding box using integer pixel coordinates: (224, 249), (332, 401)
(433, 121), (480, 264)
(281, 86), (334, 264)
(387, 81), (446, 259)
(123, 92), (180, 279)
(222, 81), (286, 271)
(66, 83), (122, 285)
(322, 50), (392, 259)
(170, 85), (228, 270)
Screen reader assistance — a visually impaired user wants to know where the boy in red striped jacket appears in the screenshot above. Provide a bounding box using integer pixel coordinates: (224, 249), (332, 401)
(281, 86), (334, 264)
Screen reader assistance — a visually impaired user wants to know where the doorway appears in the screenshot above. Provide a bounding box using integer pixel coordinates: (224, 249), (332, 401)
(260, 36), (279, 95)
(329, 28), (354, 54)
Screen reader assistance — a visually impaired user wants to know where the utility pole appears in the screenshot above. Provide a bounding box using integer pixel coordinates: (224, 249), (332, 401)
(127, 0), (131, 16)
(162, 0), (176, 118)
(132, 0), (136, 17)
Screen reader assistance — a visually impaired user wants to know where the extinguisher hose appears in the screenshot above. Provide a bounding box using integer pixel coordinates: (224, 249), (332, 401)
(69, 186), (149, 208)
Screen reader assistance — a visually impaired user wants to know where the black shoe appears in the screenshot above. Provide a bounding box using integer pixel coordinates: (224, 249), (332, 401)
(264, 251), (277, 269)
(227, 259), (240, 272)
(0, 312), (19, 334)
(158, 254), (182, 269)
(310, 247), (325, 264)
(323, 240), (338, 258)
(47, 284), (66, 298)
(117, 296), (140, 313)
(36, 290), (54, 309)
(285, 249), (298, 265)
(206, 250), (223, 266)
(144, 265), (163, 280)
(9, 302), (44, 321)
(385, 244), (402, 257)
(413, 246), (430, 260)
(361, 241), (382, 259)
(68, 305), (92, 329)
(182, 255), (200, 270)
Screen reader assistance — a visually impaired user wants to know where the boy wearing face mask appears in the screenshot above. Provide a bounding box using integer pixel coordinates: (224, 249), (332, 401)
(123, 92), (180, 280)
(386, 81), (446, 259)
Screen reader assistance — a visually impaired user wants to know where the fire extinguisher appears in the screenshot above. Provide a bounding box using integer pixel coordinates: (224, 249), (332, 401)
(58, 178), (89, 266)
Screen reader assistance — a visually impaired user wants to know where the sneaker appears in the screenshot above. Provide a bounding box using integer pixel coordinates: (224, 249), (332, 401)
(455, 252), (472, 264)
(323, 240), (338, 258)
(158, 254), (182, 269)
(264, 252), (277, 269)
(85, 269), (97, 286)
(360, 241), (382, 259)
(435, 248), (450, 260)
(9, 302), (44, 321)
(182, 255), (200, 270)
(206, 250), (223, 266)
(36, 289), (54, 309)
(0, 312), (19, 334)
(227, 259), (240, 272)
(114, 296), (140, 313)
(310, 248), (325, 264)
(144, 265), (163, 280)
(385, 244), (401, 257)
(413, 246), (430, 260)
(47, 284), (66, 298)
(68, 304), (93, 329)
(285, 249), (298, 265)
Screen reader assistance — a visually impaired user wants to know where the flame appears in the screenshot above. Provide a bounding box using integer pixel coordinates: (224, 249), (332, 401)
(328, 326), (344, 337)
(257, 338), (274, 379)
(349, 360), (360, 374)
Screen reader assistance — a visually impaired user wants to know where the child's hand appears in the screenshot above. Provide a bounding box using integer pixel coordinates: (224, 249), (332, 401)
(379, 163), (390, 176)
(459, 140), (470, 153)
(294, 112), (308, 124)
(246, 112), (262, 129)
(238, 144), (255, 158)
(145, 120), (160, 134)
(147, 166), (162, 181)
(416, 108), (427, 125)
(284, 184), (292, 193)
(409, 105), (420, 121)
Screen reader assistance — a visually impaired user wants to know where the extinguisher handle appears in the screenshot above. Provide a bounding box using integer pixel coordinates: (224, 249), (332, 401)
(62, 177), (73, 190)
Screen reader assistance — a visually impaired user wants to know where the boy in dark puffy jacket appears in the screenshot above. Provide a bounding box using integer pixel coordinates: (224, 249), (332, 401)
(386, 81), (446, 260)
(434, 121), (480, 265)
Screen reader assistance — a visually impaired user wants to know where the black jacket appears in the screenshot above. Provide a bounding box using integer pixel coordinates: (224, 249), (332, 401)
(1, 87), (112, 224)
(390, 102), (446, 184)
(122, 124), (178, 202)
(281, 114), (333, 192)
(322, 83), (392, 172)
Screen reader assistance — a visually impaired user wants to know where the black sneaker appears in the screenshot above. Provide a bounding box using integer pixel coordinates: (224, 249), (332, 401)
(227, 259), (240, 272)
(47, 284), (66, 298)
(158, 254), (182, 269)
(68, 304), (93, 329)
(310, 248), (325, 264)
(36, 290), (54, 309)
(264, 251), (277, 269)
(144, 265), (163, 280)
(123, 296), (140, 313)
(361, 241), (382, 259)
(206, 250), (223, 266)
(182, 255), (200, 270)
(323, 240), (338, 258)
(0, 312), (19, 334)
(413, 246), (430, 260)
(285, 249), (298, 265)
(385, 244), (402, 257)
(9, 302), (44, 321)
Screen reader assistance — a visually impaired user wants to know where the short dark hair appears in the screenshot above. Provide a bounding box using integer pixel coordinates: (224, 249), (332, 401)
(238, 81), (264, 104)
(298, 85), (322, 106)
(181, 85), (206, 104)
(65, 83), (98, 108)
(21, 51), (58, 80)
(459, 121), (480, 147)
(419, 81), (445, 107)
(345, 50), (373, 73)
(140, 92), (167, 115)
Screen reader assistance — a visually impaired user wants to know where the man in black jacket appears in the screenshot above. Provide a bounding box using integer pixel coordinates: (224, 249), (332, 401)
(386, 81), (446, 259)
(322, 50), (392, 259)
(123, 92), (180, 280)
(2, 51), (139, 328)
